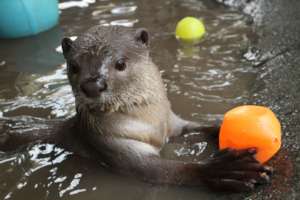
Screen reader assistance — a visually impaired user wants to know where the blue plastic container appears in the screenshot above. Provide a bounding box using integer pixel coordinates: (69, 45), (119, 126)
(0, 0), (59, 38)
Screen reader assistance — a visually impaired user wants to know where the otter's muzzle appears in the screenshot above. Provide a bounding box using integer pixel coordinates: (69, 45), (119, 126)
(80, 76), (107, 98)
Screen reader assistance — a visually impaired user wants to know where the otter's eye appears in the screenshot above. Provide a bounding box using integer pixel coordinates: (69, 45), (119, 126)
(115, 59), (127, 71)
(69, 63), (80, 74)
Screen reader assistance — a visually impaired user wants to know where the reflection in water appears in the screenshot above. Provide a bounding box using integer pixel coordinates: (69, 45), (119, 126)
(0, 144), (73, 199)
(174, 141), (207, 157)
(0, 64), (75, 118)
(111, 5), (137, 15)
(0, 0), (259, 199)
(109, 19), (139, 27)
(59, 0), (96, 10)
(0, 27), (64, 73)
(0, 61), (6, 67)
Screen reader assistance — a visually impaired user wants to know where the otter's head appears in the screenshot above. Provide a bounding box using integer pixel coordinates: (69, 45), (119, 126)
(62, 26), (165, 114)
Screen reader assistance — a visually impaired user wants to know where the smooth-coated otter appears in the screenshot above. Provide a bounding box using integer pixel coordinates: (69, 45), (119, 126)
(0, 25), (272, 192)
(60, 25), (272, 191)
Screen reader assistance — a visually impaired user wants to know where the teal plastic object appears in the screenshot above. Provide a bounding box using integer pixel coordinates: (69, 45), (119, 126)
(0, 0), (59, 38)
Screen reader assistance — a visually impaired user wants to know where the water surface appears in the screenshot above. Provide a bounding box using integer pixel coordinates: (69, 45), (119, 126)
(0, 0), (257, 199)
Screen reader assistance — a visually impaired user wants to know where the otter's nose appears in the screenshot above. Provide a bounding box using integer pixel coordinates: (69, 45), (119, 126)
(80, 78), (107, 98)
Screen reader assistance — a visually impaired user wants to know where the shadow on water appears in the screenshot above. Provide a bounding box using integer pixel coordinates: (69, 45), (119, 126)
(0, 0), (271, 199)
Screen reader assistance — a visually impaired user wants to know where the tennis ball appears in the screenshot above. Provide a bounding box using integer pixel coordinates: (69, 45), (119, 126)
(175, 17), (206, 42)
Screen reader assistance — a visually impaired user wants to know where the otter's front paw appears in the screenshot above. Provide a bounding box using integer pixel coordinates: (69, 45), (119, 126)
(202, 148), (273, 192)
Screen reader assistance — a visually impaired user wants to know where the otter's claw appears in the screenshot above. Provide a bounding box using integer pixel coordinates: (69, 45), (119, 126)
(202, 148), (273, 192)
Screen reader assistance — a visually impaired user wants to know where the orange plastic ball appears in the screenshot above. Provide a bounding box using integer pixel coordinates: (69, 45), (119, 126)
(219, 105), (281, 163)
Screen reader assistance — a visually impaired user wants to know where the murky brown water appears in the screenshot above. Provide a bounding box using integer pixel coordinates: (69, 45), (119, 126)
(0, 0), (257, 199)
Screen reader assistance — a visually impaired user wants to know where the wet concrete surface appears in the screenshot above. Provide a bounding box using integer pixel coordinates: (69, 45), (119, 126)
(219, 0), (300, 199)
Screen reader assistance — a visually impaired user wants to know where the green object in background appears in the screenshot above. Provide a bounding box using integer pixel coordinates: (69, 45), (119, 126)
(175, 17), (206, 42)
(0, 0), (59, 38)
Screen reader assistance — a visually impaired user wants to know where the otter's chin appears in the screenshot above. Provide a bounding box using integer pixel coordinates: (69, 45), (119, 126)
(84, 102), (104, 113)
(75, 95), (102, 114)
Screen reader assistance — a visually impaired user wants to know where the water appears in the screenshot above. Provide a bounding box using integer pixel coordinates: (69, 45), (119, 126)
(0, 0), (257, 199)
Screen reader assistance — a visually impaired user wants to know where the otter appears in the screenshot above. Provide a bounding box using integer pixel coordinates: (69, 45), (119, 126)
(60, 25), (272, 191)
(0, 25), (272, 192)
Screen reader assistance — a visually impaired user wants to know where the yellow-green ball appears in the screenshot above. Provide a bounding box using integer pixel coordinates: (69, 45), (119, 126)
(175, 17), (206, 41)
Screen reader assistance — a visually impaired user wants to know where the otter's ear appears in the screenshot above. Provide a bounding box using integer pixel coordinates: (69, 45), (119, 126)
(61, 37), (74, 58)
(135, 28), (149, 46)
